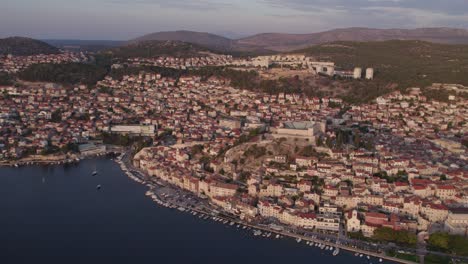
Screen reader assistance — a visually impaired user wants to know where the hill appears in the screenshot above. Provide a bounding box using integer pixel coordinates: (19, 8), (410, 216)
(131, 30), (233, 52)
(105, 40), (214, 58)
(43, 39), (124, 52)
(130, 30), (274, 55)
(0, 37), (60, 56)
(295, 40), (468, 99)
(238, 27), (468, 51)
(18, 63), (107, 85)
(132, 28), (468, 53)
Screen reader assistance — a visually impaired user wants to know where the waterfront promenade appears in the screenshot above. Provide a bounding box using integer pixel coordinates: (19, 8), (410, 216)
(118, 151), (416, 264)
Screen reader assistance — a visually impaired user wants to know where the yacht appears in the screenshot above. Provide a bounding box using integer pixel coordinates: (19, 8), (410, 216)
(92, 170), (98, 176)
(332, 248), (340, 256)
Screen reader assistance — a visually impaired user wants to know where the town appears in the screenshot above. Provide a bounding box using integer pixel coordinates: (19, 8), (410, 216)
(1, 50), (467, 263)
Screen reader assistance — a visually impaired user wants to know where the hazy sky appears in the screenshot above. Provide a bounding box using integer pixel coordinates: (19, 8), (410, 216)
(1, 0), (467, 40)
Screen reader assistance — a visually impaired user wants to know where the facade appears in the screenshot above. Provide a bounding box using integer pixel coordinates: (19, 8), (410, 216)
(273, 121), (325, 142)
(444, 208), (468, 236)
(347, 210), (361, 232)
(110, 125), (156, 136)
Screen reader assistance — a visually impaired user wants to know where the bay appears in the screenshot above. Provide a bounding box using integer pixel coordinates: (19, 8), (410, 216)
(0, 158), (379, 264)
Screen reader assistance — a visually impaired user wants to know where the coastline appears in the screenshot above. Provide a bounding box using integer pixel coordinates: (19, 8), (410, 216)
(115, 152), (415, 264)
(5, 154), (465, 264)
(0, 146), (125, 167)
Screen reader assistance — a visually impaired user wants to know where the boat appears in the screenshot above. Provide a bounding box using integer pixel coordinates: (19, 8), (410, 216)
(92, 170), (98, 176)
(354, 253), (359, 257)
(296, 238), (302, 243)
(96, 185), (101, 190)
(379, 258), (383, 262)
(359, 254), (363, 258)
(325, 246), (329, 250)
(367, 255), (370, 259)
(275, 234), (280, 239)
(332, 248), (340, 256)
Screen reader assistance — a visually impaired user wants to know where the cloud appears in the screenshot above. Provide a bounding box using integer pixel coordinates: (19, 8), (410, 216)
(262, 0), (468, 29)
(109, 0), (234, 11)
(361, 6), (468, 28)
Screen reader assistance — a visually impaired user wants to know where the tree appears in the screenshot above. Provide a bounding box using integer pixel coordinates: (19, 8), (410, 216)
(51, 109), (62, 123)
(373, 227), (417, 246)
(353, 131), (361, 147)
(428, 232), (450, 251)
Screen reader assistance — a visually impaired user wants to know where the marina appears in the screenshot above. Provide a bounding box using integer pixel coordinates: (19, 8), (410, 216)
(115, 154), (406, 263)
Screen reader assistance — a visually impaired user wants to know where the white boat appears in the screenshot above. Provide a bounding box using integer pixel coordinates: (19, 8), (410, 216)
(325, 246), (329, 250)
(367, 255), (370, 259)
(359, 254), (363, 258)
(332, 248), (340, 256)
(275, 234), (280, 239)
(92, 170), (98, 176)
(354, 253), (359, 257)
(296, 238), (302, 243)
(379, 258), (383, 262)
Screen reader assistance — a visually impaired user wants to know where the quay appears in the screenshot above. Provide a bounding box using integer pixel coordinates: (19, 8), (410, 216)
(117, 151), (418, 264)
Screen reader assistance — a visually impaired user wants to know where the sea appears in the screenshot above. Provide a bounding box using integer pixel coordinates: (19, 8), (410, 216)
(0, 158), (389, 264)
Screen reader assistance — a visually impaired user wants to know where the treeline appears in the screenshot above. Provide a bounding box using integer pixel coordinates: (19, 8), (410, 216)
(106, 40), (210, 59)
(373, 227), (417, 246)
(299, 40), (468, 89)
(18, 63), (108, 85)
(428, 232), (468, 256)
(0, 72), (14, 85)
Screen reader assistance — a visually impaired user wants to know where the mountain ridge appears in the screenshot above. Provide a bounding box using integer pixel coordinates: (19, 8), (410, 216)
(0, 37), (60, 56)
(131, 27), (468, 52)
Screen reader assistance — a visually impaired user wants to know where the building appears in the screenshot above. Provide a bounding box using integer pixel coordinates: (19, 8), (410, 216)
(444, 208), (468, 236)
(110, 125), (156, 136)
(78, 143), (106, 156)
(347, 210), (361, 232)
(353, 67), (362, 79)
(365, 68), (374, 80)
(209, 182), (238, 197)
(273, 121), (325, 142)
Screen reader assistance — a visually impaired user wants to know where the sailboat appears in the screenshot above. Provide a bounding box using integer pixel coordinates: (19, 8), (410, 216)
(92, 164), (98, 176)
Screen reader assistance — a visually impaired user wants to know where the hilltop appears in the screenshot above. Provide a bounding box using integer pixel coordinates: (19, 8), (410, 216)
(131, 30), (233, 52)
(239, 27), (468, 51)
(296, 40), (468, 89)
(130, 30), (273, 55)
(104, 40), (214, 58)
(132, 27), (468, 53)
(0, 37), (60, 56)
(43, 39), (124, 52)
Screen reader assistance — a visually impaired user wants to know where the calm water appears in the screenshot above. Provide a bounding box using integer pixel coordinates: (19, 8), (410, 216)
(0, 158), (382, 264)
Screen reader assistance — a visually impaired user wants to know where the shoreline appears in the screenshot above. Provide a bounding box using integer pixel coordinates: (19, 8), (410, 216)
(115, 152), (416, 264)
(0, 147), (125, 168)
(4, 155), (463, 264)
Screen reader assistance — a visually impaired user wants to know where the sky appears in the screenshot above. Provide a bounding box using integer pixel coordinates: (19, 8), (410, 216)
(1, 0), (467, 40)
